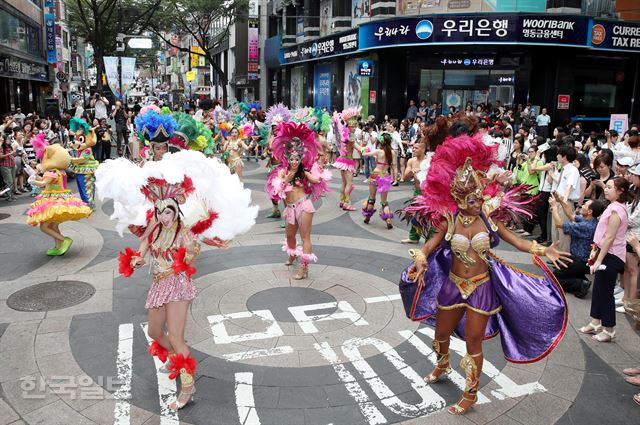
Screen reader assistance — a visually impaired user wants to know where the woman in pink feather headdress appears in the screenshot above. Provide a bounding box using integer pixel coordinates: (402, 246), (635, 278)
(361, 132), (394, 229)
(398, 116), (572, 415)
(265, 122), (331, 279)
(332, 107), (361, 211)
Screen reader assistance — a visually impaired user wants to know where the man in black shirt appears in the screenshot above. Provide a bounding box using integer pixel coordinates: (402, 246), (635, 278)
(111, 101), (129, 156)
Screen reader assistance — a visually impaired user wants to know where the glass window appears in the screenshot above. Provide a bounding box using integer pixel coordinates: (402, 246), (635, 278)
(0, 10), (40, 56)
(418, 69), (443, 105)
(444, 70), (490, 87)
(63, 30), (68, 49)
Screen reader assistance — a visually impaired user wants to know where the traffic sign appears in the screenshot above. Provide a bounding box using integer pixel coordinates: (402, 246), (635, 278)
(56, 71), (67, 81)
(186, 70), (196, 81)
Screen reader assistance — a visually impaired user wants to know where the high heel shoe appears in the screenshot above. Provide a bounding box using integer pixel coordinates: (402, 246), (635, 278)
(168, 386), (196, 411)
(284, 255), (295, 266)
(293, 266), (308, 280)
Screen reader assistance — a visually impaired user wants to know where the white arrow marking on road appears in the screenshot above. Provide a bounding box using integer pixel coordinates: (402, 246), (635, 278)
(314, 342), (387, 425)
(235, 372), (261, 425)
(114, 323), (133, 425)
(342, 337), (445, 417)
(289, 301), (368, 334)
(140, 322), (179, 425)
(398, 330), (490, 404)
(417, 328), (546, 400)
(224, 346), (294, 362)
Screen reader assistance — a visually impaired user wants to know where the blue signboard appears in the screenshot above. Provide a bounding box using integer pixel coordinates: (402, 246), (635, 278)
(357, 60), (374, 77)
(359, 14), (589, 50)
(45, 13), (56, 64)
(590, 20), (640, 52)
(314, 63), (332, 109)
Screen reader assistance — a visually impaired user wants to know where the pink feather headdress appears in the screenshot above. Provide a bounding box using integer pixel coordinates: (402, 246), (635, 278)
(271, 122), (320, 170)
(139, 104), (161, 117)
(341, 106), (362, 126)
(31, 133), (47, 160)
(265, 103), (292, 127)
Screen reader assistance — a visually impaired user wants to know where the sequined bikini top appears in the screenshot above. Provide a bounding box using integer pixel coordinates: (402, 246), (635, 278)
(450, 232), (490, 267)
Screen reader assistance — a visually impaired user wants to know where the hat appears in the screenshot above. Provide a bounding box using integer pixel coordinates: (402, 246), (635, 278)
(616, 156), (635, 167)
(630, 164), (640, 176)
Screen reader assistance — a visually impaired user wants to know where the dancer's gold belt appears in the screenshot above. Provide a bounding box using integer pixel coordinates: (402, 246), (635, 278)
(449, 272), (490, 300)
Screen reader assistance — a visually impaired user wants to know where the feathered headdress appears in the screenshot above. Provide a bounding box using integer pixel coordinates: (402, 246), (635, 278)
(341, 106), (362, 126)
(272, 121), (320, 170)
(31, 133), (47, 160)
(139, 104), (161, 117)
(247, 101), (261, 112)
(265, 103), (292, 126)
(135, 111), (177, 144)
(213, 105), (230, 125)
(69, 117), (90, 135)
(140, 176), (195, 205)
(332, 111), (350, 156)
(292, 107), (316, 128)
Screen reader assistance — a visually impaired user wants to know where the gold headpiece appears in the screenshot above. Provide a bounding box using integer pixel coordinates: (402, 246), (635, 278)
(450, 158), (486, 210)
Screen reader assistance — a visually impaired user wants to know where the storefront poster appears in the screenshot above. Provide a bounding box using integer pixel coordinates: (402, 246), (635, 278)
(352, 0), (371, 27)
(610, 114), (629, 135)
(282, 29), (358, 64)
(320, 0), (332, 37)
(45, 13), (56, 64)
(291, 67), (304, 109)
(344, 59), (362, 109)
(591, 20), (640, 52)
(358, 14), (589, 50)
(314, 63), (332, 109)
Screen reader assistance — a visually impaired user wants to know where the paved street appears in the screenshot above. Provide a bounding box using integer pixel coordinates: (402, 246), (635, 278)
(0, 160), (639, 425)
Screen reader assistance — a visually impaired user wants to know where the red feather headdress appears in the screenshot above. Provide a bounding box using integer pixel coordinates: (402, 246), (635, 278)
(140, 176), (195, 205)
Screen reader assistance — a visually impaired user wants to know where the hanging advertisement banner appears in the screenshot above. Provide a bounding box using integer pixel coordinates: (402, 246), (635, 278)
(103, 56), (120, 99)
(320, 0), (332, 37)
(290, 67), (304, 109)
(343, 59), (362, 109)
(314, 63), (332, 109)
(352, 0), (371, 27)
(248, 18), (260, 78)
(121, 57), (136, 97)
(45, 13), (56, 64)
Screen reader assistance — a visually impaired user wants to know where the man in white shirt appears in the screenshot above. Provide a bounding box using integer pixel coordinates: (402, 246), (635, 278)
(552, 145), (580, 252)
(13, 108), (25, 126)
(90, 93), (109, 120)
(536, 107), (551, 141)
(388, 120), (402, 185)
(74, 100), (85, 118)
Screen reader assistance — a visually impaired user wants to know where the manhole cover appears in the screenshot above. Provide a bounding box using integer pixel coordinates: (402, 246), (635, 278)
(0, 213), (9, 221)
(246, 287), (337, 322)
(7, 280), (95, 312)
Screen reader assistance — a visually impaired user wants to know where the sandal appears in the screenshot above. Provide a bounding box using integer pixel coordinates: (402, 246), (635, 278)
(343, 204), (356, 211)
(447, 393), (478, 415)
(579, 322), (602, 334)
(623, 367), (640, 376)
(592, 329), (615, 342)
(634, 393), (640, 406)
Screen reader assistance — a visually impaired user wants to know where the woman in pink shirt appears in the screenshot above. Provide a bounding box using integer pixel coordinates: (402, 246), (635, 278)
(580, 177), (633, 342)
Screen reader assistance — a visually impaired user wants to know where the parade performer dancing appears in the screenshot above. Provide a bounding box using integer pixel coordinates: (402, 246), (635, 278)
(96, 150), (258, 411)
(27, 134), (92, 255)
(69, 117), (99, 209)
(399, 128), (570, 415)
(401, 137), (429, 243)
(333, 107), (361, 211)
(222, 127), (249, 182)
(361, 133), (394, 229)
(265, 122), (331, 279)
(264, 103), (292, 219)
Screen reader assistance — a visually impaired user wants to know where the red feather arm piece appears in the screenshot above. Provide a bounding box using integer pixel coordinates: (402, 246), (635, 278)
(148, 340), (169, 363)
(172, 247), (197, 279)
(118, 247), (140, 277)
(128, 209), (154, 237)
(190, 210), (219, 235)
(490, 184), (539, 224)
(167, 353), (197, 380)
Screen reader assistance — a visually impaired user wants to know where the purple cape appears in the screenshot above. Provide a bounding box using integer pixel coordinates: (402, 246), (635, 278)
(399, 244), (568, 364)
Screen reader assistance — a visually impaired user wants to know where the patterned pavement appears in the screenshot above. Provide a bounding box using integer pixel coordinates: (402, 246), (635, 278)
(0, 159), (639, 425)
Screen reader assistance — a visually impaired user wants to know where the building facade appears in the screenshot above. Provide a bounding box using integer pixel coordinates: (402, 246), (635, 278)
(265, 0), (640, 129)
(0, 0), (50, 114)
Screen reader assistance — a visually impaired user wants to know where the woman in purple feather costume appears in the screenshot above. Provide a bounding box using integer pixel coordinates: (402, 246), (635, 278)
(361, 132), (394, 229)
(399, 125), (571, 415)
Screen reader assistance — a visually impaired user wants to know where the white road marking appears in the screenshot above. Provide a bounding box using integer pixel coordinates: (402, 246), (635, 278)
(235, 372), (261, 425)
(417, 328), (546, 400)
(342, 337), (445, 417)
(223, 346), (295, 362)
(289, 301), (368, 334)
(208, 309), (284, 344)
(314, 342), (387, 425)
(140, 322), (179, 425)
(113, 323), (133, 425)
(363, 294), (402, 304)
(398, 330), (490, 404)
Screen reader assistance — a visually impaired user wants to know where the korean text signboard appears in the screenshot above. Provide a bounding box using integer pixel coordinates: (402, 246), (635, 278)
(314, 63), (332, 109)
(283, 30), (358, 64)
(45, 13), (56, 64)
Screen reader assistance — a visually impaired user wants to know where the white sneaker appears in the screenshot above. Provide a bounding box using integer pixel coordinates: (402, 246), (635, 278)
(616, 306), (626, 313)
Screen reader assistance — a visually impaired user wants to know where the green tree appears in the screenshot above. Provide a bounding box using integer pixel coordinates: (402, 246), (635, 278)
(65, 0), (160, 92)
(147, 0), (249, 106)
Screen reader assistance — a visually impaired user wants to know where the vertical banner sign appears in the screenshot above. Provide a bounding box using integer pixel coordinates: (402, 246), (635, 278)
(45, 14), (56, 63)
(103, 56), (120, 99)
(610, 114), (629, 135)
(120, 57), (136, 98)
(314, 63), (332, 109)
(248, 19), (260, 78)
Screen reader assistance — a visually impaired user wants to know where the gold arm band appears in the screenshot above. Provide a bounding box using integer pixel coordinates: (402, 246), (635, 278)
(529, 240), (546, 256)
(409, 249), (427, 264)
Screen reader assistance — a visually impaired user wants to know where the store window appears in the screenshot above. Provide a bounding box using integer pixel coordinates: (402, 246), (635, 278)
(418, 69), (443, 105)
(0, 10), (41, 56)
